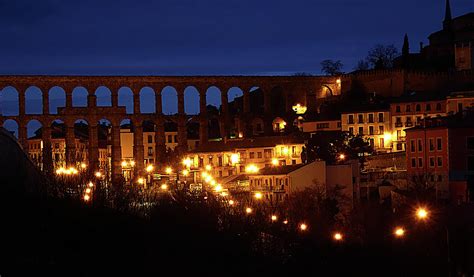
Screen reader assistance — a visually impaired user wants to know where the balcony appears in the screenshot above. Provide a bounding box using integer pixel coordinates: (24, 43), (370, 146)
(395, 122), (403, 128)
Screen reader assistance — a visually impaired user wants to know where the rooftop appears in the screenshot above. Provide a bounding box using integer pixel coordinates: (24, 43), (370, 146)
(191, 135), (305, 153)
(253, 164), (306, 176)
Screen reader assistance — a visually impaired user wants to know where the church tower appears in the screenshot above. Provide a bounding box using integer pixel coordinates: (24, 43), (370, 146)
(443, 0), (452, 30)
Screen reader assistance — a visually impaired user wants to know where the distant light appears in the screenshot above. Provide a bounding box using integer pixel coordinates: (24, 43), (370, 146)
(165, 167), (173, 174)
(146, 164), (154, 173)
(283, 220), (288, 225)
(121, 161), (128, 167)
(182, 169), (189, 176)
(201, 172), (208, 178)
(228, 200), (235, 206)
(245, 164), (259, 174)
(292, 104), (307, 115)
(83, 194), (90, 201)
(383, 132), (393, 143)
(95, 171), (102, 178)
(300, 223), (308, 231)
(130, 160), (135, 167)
(137, 178), (144, 184)
(282, 147), (289, 155)
(336, 78), (341, 85)
(80, 163), (87, 169)
(394, 227), (405, 237)
(88, 182), (94, 188)
(160, 184), (168, 191)
(85, 188), (91, 194)
(205, 165), (212, 171)
(230, 153), (240, 165)
(245, 207), (253, 214)
(214, 184), (223, 192)
(254, 192), (263, 200)
(271, 158), (279, 166)
(271, 215), (278, 222)
(333, 232), (343, 241)
(416, 207), (429, 220)
(182, 158), (192, 168)
(339, 154), (346, 160)
(238, 132), (243, 138)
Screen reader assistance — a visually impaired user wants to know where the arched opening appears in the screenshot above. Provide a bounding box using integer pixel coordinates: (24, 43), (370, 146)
(1, 86), (19, 116)
(119, 118), (133, 182)
(25, 86), (43, 115)
(206, 86), (222, 111)
(162, 86), (178, 115)
(186, 119), (200, 151)
(95, 86), (112, 107)
(251, 117), (265, 136)
(3, 119), (19, 138)
(51, 119), (66, 169)
(118, 87), (134, 114)
(26, 119), (43, 167)
(270, 86), (285, 115)
(227, 87), (244, 136)
(184, 86), (199, 115)
(293, 116), (305, 131)
(249, 86), (263, 114)
(272, 117), (287, 133)
(142, 120), (156, 164)
(164, 119), (178, 153)
(49, 86), (66, 115)
(140, 87), (156, 114)
(74, 119), (89, 166)
(72, 87), (88, 107)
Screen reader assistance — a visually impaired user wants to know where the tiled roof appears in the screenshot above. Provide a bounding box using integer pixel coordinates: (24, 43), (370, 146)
(254, 164), (306, 175)
(191, 135), (305, 153)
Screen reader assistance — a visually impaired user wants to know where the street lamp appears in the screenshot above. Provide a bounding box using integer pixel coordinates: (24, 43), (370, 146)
(254, 192), (263, 200)
(146, 164), (154, 173)
(165, 167), (173, 175)
(394, 227), (405, 238)
(333, 232), (343, 241)
(271, 215), (278, 222)
(299, 223), (308, 231)
(416, 207), (429, 220)
(245, 207), (253, 214)
(271, 158), (279, 166)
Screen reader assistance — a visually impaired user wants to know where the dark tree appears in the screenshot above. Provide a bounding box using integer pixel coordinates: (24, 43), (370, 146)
(354, 59), (370, 71)
(366, 44), (399, 69)
(320, 59), (343, 76)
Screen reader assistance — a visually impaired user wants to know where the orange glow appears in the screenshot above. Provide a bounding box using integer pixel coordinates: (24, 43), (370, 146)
(299, 223), (307, 231)
(271, 215), (278, 222)
(333, 232), (343, 241)
(394, 227), (405, 237)
(245, 207), (253, 214)
(416, 207), (429, 220)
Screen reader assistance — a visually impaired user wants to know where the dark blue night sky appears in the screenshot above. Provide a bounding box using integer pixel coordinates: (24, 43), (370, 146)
(0, 0), (472, 135)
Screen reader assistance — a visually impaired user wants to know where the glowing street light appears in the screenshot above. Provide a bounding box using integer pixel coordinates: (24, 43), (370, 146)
(333, 232), (343, 241)
(130, 160), (135, 167)
(271, 158), (279, 166)
(245, 164), (259, 174)
(80, 163), (87, 169)
(146, 164), (154, 173)
(416, 207), (429, 220)
(282, 147), (289, 156)
(394, 227), (405, 238)
(182, 169), (189, 176)
(88, 182), (94, 188)
(95, 171), (102, 178)
(205, 165), (212, 171)
(165, 167), (173, 175)
(85, 188), (91, 194)
(283, 220), (288, 225)
(271, 215), (278, 222)
(137, 178), (145, 185)
(245, 207), (253, 214)
(214, 184), (223, 192)
(83, 194), (90, 201)
(121, 161), (128, 167)
(230, 153), (240, 165)
(182, 157), (192, 168)
(228, 200), (235, 206)
(254, 192), (263, 200)
(299, 223), (308, 231)
(160, 184), (168, 191)
(339, 154), (346, 161)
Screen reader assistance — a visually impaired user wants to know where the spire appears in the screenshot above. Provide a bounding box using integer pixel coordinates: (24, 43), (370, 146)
(443, 0), (452, 29)
(402, 34), (409, 56)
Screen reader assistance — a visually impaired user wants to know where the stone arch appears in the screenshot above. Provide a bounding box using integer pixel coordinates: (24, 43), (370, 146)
(26, 119), (43, 138)
(25, 86), (43, 115)
(3, 118), (19, 138)
(50, 119), (66, 169)
(73, 119), (89, 165)
(72, 87), (88, 107)
(270, 86), (285, 115)
(1, 86), (19, 116)
(184, 86), (199, 115)
(118, 87), (134, 114)
(49, 86), (66, 115)
(206, 86), (222, 110)
(139, 87), (156, 113)
(249, 86), (263, 114)
(26, 119), (43, 167)
(95, 86), (112, 107)
(161, 86), (178, 115)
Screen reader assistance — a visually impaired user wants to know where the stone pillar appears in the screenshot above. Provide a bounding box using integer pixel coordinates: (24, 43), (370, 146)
(18, 124), (27, 150)
(65, 125), (76, 166)
(88, 124), (99, 172)
(42, 126), (53, 173)
(87, 93), (97, 108)
(220, 89), (229, 139)
(243, 90), (250, 114)
(111, 91), (119, 108)
(263, 87), (271, 115)
(42, 89), (50, 115)
(111, 124), (122, 183)
(133, 91), (141, 114)
(155, 117), (166, 163)
(65, 90), (73, 108)
(19, 89), (25, 116)
(133, 123), (144, 174)
(199, 92), (208, 143)
(177, 90), (187, 152)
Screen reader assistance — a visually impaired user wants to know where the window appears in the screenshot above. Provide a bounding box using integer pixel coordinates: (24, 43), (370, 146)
(436, 103), (442, 111)
(257, 152), (262, 158)
(208, 156), (213, 165)
(426, 104), (431, 111)
(264, 149), (272, 158)
(147, 147), (153, 156)
(369, 126), (374, 135)
(379, 138), (385, 148)
(218, 156), (223, 166)
(317, 123), (330, 129)
(292, 159), (296, 165)
(396, 105), (401, 113)
(368, 114), (374, 123)
(416, 104), (421, 112)
(349, 127), (354, 134)
(358, 127), (364, 135)
(458, 103), (463, 112)
(467, 137), (474, 150)
(174, 135), (178, 143)
(147, 135), (153, 144)
(468, 156), (474, 171)
(378, 113), (384, 123)
(437, 138), (442, 151)
(437, 156), (443, 167)
(249, 152), (255, 159)
(429, 157), (435, 167)
(337, 122), (342, 128)
(429, 138), (434, 151)
(406, 105), (411, 112)
(379, 125), (384, 134)
(396, 117), (402, 127)
(410, 140), (416, 153)
(417, 139), (423, 152)
(348, 115), (354, 124)
(358, 114), (364, 123)
(411, 158), (416, 168)
(397, 143), (403, 151)
(418, 158), (423, 168)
